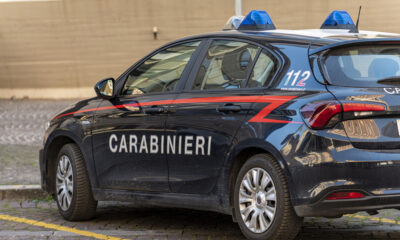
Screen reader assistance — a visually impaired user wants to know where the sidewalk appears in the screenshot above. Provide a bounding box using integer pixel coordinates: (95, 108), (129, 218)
(0, 99), (77, 185)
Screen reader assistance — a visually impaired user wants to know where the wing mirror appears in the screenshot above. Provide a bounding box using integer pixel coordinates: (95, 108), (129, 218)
(94, 78), (115, 99)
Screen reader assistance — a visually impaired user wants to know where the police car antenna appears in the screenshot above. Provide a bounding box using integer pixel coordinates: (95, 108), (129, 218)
(355, 6), (362, 33)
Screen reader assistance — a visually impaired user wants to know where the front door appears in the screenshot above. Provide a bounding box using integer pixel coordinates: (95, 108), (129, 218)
(92, 41), (202, 192)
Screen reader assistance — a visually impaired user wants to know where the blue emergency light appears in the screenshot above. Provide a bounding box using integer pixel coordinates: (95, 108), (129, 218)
(237, 10), (276, 30)
(321, 10), (357, 31)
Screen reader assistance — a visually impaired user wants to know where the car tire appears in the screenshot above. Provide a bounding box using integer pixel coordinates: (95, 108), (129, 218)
(54, 143), (97, 221)
(233, 153), (302, 240)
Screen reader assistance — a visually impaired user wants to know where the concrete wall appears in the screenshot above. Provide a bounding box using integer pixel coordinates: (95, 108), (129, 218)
(0, 0), (400, 98)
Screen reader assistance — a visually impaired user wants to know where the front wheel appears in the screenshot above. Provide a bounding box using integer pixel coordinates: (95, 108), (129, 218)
(233, 153), (302, 240)
(55, 143), (97, 221)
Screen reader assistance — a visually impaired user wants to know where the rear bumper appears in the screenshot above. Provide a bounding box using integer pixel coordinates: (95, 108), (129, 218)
(284, 125), (400, 217)
(294, 194), (400, 217)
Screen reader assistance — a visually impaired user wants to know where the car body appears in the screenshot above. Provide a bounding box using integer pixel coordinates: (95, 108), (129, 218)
(40, 10), (400, 239)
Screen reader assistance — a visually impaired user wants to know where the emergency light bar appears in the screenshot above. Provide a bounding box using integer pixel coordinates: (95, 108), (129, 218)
(223, 10), (276, 31)
(321, 10), (357, 31)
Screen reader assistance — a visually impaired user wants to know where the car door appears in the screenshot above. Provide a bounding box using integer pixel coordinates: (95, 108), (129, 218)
(165, 39), (281, 194)
(92, 40), (202, 192)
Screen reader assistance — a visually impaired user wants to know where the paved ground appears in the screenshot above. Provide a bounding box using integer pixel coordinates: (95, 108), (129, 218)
(0, 99), (75, 185)
(2, 99), (400, 239)
(0, 200), (400, 240)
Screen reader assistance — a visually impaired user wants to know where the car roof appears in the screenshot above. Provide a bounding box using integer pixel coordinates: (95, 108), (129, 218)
(181, 28), (400, 51)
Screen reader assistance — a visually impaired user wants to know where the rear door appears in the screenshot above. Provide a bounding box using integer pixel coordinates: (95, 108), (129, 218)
(319, 43), (400, 149)
(165, 39), (281, 194)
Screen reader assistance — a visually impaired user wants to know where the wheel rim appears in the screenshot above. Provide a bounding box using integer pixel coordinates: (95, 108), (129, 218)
(56, 155), (73, 211)
(239, 167), (277, 234)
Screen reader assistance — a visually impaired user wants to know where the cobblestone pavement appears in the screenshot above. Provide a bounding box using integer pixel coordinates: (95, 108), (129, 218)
(0, 200), (400, 240)
(0, 99), (76, 185)
(0, 99), (76, 146)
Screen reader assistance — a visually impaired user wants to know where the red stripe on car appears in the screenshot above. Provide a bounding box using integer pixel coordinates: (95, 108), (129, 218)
(52, 95), (301, 123)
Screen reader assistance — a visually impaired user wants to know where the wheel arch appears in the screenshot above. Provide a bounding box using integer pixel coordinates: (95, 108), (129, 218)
(44, 130), (95, 195)
(224, 139), (297, 217)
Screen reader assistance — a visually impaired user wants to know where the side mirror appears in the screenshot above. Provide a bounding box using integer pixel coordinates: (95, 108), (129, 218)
(94, 78), (115, 99)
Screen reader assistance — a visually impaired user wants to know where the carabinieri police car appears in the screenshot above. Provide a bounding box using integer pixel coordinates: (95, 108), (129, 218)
(40, 10), (400, 240)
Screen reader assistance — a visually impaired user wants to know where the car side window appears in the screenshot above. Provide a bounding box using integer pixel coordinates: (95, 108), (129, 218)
(122, 41), (201, 96)
(247, 50), (278, 88)
(192, 40), (258, 90)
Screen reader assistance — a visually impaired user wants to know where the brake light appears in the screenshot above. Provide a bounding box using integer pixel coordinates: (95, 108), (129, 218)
(326, 191), (365, 200)
(301, 101), (385, 129)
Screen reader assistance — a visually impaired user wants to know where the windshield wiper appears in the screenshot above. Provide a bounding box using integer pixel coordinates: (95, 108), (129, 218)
(377, 76), (400, 85)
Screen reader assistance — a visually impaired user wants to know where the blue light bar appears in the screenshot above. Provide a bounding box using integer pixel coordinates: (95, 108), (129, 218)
(321, 10), (356, 31)
(237, 10), (276, 30)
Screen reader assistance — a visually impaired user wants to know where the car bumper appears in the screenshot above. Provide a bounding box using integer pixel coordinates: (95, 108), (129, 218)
(284, 126), (400, 217)
(294, 194), (400, 217)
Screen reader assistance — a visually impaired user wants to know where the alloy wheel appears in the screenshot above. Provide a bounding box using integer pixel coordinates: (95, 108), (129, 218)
(239, 167), (277, 233)
(56, 155), (74, 211)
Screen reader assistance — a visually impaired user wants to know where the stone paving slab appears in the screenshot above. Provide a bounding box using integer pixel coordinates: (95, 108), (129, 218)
(0, 185), (46, 200)
(0, 200), (399, 239)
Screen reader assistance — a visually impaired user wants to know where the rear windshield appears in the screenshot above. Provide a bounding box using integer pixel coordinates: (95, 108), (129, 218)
(321, 45), (400, 87)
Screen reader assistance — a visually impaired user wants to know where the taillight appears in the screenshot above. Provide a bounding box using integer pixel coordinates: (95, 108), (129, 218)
(326, 191), (365, 200)
(301, 101), (386, 129)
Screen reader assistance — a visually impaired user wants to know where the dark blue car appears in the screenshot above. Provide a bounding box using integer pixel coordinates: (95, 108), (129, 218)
(40, 10), (400, 240)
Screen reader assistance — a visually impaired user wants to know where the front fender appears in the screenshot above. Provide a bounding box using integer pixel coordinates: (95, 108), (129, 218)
(42, 116), (97, 194)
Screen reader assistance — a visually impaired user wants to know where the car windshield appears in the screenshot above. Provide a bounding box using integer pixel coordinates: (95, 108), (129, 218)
(321, 45), (400, 87)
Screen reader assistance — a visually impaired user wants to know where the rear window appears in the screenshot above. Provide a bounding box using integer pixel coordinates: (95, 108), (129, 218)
(321, 45), (400, 87)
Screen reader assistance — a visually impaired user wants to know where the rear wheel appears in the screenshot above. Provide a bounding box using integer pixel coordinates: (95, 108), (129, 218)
(233, 153), (302, 240)
(55, 143), (97, 221)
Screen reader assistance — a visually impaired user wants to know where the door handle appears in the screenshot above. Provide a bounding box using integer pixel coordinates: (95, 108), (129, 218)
(217, 104), (241, 113)
(145, 106), (166, 114)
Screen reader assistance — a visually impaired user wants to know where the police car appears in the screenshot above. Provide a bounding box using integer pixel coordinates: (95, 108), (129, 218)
(40, 10), (400, 240)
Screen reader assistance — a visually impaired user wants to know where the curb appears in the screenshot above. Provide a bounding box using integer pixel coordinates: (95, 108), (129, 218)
(0, 185), (49, 200)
